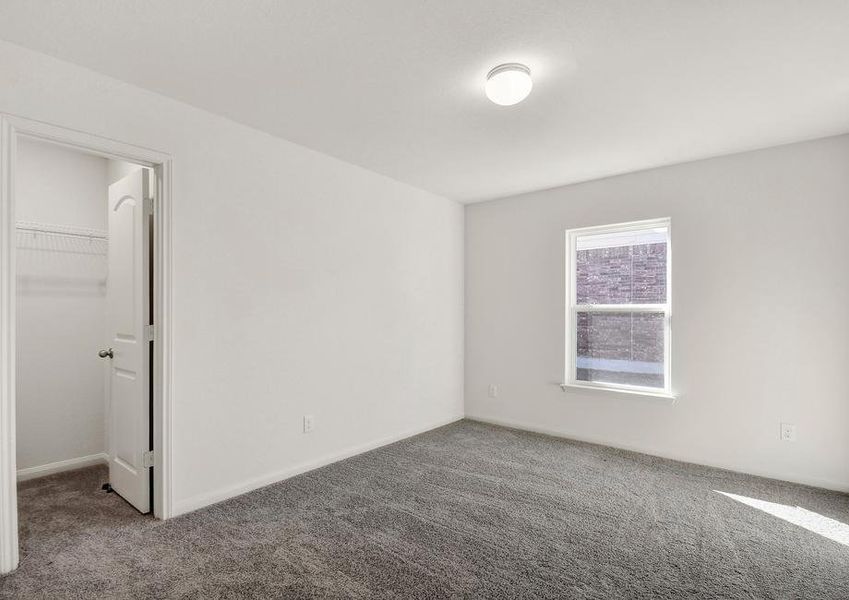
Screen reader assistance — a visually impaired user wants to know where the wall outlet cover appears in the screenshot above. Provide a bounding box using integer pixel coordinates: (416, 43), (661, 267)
(303, 414), (315, 433)
(780, 422), (796, 442)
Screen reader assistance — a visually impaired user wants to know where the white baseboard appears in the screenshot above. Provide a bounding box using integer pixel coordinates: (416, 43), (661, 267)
(466, 414), (849, 494)
(173, 414), (464, 517)
(17, 452), (108, 481)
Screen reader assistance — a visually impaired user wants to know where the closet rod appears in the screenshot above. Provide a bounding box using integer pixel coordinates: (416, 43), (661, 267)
(15, 222), (107, 241)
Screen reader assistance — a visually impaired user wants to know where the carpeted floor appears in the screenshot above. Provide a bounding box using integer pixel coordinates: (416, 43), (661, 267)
(2, 420), (849, 599)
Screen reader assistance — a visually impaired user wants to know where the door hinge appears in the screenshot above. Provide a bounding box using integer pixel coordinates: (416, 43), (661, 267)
(146, 324), (156, 341)
(144, 196), (155, 216)
(142, 450), (155, 468)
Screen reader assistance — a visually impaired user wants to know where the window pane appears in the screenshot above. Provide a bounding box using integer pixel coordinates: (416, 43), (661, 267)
(575, 227), (667, 304)
(576, 311), (665, 388)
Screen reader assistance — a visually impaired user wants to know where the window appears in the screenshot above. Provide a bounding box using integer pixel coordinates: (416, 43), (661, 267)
(565, 218), (672, 397)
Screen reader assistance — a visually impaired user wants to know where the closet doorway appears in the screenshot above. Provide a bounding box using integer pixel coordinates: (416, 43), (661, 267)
(0, 115), (173, 574)
(16, 137), (154, 511)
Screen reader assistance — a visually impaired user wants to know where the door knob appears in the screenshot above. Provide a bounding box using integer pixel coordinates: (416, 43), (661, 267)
(98, 348), (114, 359)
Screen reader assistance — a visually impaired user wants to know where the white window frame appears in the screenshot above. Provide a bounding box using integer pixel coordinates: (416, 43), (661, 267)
(564, 217), (674, 399)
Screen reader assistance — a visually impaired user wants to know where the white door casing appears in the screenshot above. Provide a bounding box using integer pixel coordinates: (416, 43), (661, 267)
(106, 168), (151, 513)
(1, 114), (173, 575)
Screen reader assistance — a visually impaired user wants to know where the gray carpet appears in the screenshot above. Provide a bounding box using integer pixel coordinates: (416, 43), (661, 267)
(2, 420), (849, 599)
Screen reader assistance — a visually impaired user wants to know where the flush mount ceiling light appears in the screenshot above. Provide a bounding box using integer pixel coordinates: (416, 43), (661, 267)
(485, 63), (532, 106)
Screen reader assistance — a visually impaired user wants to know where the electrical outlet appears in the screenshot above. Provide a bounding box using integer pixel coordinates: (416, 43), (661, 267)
(303, 414), (315, 433)
(488, 384), (498, 398)
(780, 422), (796, 442)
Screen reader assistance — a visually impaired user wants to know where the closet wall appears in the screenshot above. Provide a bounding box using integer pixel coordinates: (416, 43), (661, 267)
(15, 138), (114, 476)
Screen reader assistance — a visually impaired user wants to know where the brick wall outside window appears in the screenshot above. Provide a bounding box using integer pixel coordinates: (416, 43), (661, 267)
(575, 242), (666, 387)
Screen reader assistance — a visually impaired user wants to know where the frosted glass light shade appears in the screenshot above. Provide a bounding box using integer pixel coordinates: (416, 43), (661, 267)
(485, 63), (532, 106)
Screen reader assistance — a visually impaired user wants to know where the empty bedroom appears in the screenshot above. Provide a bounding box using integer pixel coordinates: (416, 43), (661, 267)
(1, 1), (848, 599)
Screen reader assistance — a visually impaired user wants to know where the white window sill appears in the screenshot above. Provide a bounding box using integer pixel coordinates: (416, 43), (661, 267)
(559, 382), (678, 402)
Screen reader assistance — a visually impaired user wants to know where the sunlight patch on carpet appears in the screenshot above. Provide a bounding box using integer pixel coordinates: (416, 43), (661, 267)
(717, 491), (849, 547)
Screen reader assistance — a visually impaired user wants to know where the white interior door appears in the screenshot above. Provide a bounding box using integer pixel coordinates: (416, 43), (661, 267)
(104, 168), (151, 513)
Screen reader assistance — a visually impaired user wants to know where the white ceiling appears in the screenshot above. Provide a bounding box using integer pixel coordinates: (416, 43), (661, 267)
(1, 1), (848, 202)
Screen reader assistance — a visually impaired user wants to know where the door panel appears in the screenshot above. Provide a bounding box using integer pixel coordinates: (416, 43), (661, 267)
(106, 169), (150, 513)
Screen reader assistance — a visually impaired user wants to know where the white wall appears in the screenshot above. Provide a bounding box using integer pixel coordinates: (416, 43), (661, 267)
(0, 40), (464, 513)
(15, 138), (108, 473)
(466, 135), (849, 492)
(107, 159), (143, 186)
